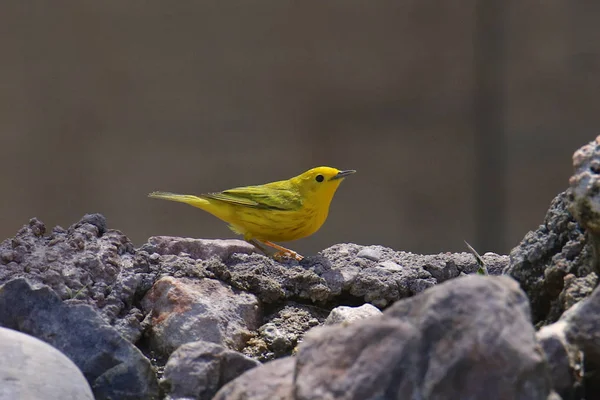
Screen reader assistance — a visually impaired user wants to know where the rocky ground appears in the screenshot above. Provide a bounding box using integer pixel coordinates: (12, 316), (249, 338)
(3, 137), (600, 400)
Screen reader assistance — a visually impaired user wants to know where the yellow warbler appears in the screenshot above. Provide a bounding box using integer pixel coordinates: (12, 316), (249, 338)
(149, 166), (355, 260)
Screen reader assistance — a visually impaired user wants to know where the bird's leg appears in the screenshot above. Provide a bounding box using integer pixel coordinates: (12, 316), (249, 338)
(262, 240), (304, 261)
(246, 238), (270, 256)
(245, 237), (304, 261)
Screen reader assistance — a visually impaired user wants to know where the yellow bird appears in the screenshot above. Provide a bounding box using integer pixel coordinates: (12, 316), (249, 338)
(149, 166), (355, 260)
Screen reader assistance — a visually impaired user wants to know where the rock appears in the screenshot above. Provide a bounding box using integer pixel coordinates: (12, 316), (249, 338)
(422, 250), (508, 281)
(356, 247), (382, 262)
(503, 138), (600, 327)
(536, 321), (582, 399)
(141, 236), (256, 261)
(567, 135), (600, 310)
(420, 255), (460, 281)
(0, 278), (159, 400)
(293, 275), (551, 400)
(212, 357), (294, 400)
(243, 302), (328, 361)
(561, 283), (600, 398)
(479, 251), (512, 275)
(547, 392), (564, 400)
(324, 303), (382, 325)
(204, 253), (343, 304)
(335, 254), (430, 307)
(504, 191), (593, 324)
(568, 135), (600, 235)
(141, 276), (261, 357)
(558, 273), (598, 313)
(113, 307), (146, 344)
(161, 340), (260, 400)
(0, 214), (151, 341)
(0, 326), (94, 400)
(206, 244), (499, 309)
(323, 244), (508, 278)
(322, 244), (506, 306)
(564, 287), (600, 361)
(295, 317), (421, 400)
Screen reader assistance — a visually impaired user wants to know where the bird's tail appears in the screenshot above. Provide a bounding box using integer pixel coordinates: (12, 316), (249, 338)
(148, 191), (210, 209)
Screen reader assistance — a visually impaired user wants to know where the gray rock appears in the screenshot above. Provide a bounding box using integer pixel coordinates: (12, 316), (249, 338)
(558, 273), (598, 313)
(212, 357), (294, 400)
(343, 266), (407, 308)
(204, 253), (343, 303)
(562, 284), (600, 400)
(294, 275), (551, 400)
(324, 303), (382, 325)
(420, 255), (459, 281)
(243, 302), (328, 362)
(566, 135), (600, 311)
(0, 278), (159, 400)
(420, 250), (508, 280)
(0, 216), (255, 346)
(324, 243), (508, 277)
(295, 317), (421, 400)
(536, 321), (582, 399)
(0, 214), (151, 341)
(141, 276), (261, 357)
(504, 191), (593, 324)
(480, 251), (512, 275)
(323, 244), (506, 306)
(141, 236), (256, 261)
(205, 243), (503, 308)
(113, 307), (146, 344)
(376, 260), (403, 272)
(161, 340), (260, 400)
(0, 326), (94, 400)
(142, 252), (207, 281)
(568, 135), (600, 236)
(356, 246), (383, 262)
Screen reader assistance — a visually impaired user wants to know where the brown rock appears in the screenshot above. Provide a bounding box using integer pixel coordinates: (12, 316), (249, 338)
(141, 276), (261, 357)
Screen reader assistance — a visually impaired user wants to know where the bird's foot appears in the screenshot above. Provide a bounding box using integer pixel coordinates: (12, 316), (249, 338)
(259, 240), (304, 261)
(272, 250), (304, 262)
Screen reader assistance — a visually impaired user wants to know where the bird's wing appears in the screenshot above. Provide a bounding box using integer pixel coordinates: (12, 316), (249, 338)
(202, 185), (302, 211)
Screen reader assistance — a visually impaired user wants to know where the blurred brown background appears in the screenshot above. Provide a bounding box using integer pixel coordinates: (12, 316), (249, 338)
(1, 1), (599, 256)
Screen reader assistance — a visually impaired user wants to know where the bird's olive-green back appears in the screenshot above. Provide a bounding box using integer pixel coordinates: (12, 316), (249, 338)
(201, 181), (303, 211)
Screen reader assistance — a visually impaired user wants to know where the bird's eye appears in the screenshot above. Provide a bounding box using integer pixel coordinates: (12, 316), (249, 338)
(315, 174), (324, 182)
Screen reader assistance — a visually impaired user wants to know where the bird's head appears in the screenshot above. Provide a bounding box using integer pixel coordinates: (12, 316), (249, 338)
(291, 166), (356, 205)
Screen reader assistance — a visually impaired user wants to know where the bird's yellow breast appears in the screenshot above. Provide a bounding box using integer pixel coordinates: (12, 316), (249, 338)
(220, 201), (328, 242)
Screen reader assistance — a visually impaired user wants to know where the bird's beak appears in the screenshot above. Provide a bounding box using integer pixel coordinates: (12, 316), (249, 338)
(330, 169), (356, 181)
